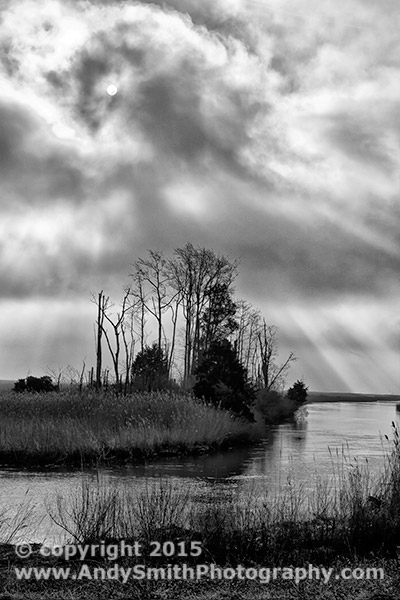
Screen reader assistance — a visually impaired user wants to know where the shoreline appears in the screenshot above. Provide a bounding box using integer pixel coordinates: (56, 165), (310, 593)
(307, 392), (400, 404)
(0, 432), (257, 472)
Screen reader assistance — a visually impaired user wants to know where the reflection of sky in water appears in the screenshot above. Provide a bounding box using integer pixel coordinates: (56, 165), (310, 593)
(0, 402), (397, 543)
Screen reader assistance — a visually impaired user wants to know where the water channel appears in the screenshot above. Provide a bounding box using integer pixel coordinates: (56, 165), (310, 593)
(1, 401), (398, 543)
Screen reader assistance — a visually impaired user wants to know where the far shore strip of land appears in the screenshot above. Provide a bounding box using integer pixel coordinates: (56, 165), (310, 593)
(307, 392), (400, 403)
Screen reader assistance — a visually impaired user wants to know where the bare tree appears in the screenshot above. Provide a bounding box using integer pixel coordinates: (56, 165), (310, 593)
(130, 276), (148, 355)
(234, 300), (261, 378)
(79, 360), (86, 393)
(131, 250), (180, 373)
(166, 289), (182, 373)
(45, 365), (64, 390)
(257, 320), (296, 391)
(94, 290), (107, 390)
(169, 243), (238, 384)
(120, 297), (136, 393)
(92, 289), (134, 393)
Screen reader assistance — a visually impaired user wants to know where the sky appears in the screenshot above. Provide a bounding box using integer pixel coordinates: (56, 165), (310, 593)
(0, 0), (399, 393)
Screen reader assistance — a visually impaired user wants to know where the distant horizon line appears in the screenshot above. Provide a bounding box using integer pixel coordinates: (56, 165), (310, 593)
(0, 379), (398, 398)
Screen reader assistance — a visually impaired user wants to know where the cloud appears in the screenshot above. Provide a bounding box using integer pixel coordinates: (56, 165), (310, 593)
(0, 100), (87, 208)
(66, 8), (271, 177)
(0, 299), (94, 379)
(255, 297), (400, 393)
(0, 0), (398, 390)
(0, 0), (398, 294)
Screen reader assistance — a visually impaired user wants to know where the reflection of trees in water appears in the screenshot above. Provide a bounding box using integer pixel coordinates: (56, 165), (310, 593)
(115, 444), (256, 480)
(121, 421), (311, 483)
(105, 420), (310, 484)
(244, 421), (309, 479)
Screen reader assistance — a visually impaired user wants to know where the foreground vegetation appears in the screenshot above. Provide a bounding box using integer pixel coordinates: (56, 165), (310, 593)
(2, 429), (400, 598)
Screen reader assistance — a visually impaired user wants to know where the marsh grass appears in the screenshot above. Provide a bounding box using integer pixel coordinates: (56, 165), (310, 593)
(0, 389), (261, 466)
(0, 496), (35, 544)
(46, 424), (400, 563)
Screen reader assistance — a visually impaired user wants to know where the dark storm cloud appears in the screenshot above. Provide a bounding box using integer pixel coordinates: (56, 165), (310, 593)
(225, 193), (400, 301)
(236, 242), (399, 302)
(136, 0), (260, 51)
(90, 0), (246, 34)
(325, 110), (398, 172)
(0, 100), (86, 205)
(0, 38), (20, 78)
(103, 162), (399, 302)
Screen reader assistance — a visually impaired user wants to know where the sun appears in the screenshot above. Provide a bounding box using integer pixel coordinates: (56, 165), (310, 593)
(106, 84), (118, 96)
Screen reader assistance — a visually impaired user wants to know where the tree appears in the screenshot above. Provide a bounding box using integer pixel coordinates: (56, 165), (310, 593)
(94, 290), (107, 389)
(120, 298), (136, 394)
(169, 243), (238, 384)
(130, 274), (148, 355)
(89, 244), (302, 395)
(233, 300), (261, 381)
(286, 380), (308, 405)
(131, 343), (170, 392)
(200, 282), (238, 351)
(193, 339), (255, 421)
(92, 288), (134, 393)
(257, 321), (296, 391)
(132, 251), (178, 353)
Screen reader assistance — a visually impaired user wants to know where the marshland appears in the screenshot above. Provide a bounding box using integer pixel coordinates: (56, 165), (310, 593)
(0, 388), (263, 468)
(1, 396), (400, 599)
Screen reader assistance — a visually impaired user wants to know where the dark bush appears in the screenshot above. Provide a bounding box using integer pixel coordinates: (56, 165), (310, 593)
(255, 389), (296, 423)
(193, 339), (255, 421)
(13, 376), (58, 393)
(13, 378), (27, 393)
(286, 379), (308, 404)
(131, 344), (171, 392)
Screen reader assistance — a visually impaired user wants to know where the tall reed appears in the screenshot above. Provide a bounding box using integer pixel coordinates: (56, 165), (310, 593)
(0, 389), (260, 465)
(0, 499), (34, 544)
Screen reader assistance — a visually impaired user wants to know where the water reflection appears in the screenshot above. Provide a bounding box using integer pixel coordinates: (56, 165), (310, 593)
(241, 421), (309, 480)
(108, 443), (257, 480)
